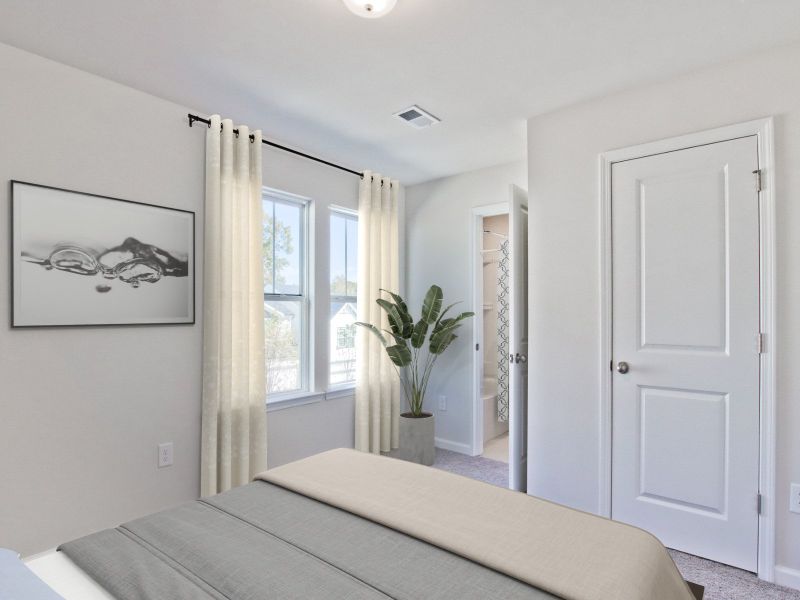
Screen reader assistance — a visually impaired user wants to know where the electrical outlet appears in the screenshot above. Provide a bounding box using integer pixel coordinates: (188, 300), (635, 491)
(438, 395), (447, 411)
(158, 442), (173, 468)
(791, 483), (800, 514)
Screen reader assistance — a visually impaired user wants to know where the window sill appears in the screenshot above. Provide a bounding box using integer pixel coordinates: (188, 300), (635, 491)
(326, 384), (356, 400)
(266, 385), (356, 413)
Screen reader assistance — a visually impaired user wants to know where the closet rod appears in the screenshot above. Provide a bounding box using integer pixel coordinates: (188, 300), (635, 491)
(187, 113), (363, 177)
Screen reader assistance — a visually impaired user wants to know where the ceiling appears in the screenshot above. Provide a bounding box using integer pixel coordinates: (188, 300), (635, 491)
(2, 1), (799, 184)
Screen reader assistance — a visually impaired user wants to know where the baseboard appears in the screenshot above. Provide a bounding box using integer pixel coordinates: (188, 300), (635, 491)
(435, 437), (472, 455)
(774, 565), (800, 591)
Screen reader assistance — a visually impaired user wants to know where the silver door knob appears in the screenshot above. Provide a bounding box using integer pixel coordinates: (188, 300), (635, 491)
(515, 353), (527, 364)
(616, 361), (630, 374)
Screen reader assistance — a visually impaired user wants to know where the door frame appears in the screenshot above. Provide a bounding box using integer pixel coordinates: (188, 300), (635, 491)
(598, 118), (776, 580)
(471, 202), (510, 457)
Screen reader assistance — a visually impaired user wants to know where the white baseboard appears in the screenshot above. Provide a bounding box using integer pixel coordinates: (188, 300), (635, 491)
(435, 437), (472, 455)
(774, 565), (800, 591)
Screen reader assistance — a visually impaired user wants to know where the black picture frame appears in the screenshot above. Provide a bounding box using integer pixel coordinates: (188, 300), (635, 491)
(10, 180), (196, 327)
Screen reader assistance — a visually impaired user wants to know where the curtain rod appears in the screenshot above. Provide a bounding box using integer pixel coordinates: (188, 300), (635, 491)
(187, 113), (363, 177)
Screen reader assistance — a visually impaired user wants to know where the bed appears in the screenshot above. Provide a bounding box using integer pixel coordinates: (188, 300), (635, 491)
(32, 449), (702, 599)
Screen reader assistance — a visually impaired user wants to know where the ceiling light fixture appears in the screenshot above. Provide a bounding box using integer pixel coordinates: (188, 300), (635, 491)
(342, 0), (397, 19)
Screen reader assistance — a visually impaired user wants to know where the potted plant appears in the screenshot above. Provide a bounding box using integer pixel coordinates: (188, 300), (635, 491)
(356, 285), (474, 465)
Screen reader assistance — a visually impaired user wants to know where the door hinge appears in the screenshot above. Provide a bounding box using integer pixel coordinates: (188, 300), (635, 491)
(753, 169), (762, 193)
(757, 332), (766, 354)
(757, 493), (763, 514)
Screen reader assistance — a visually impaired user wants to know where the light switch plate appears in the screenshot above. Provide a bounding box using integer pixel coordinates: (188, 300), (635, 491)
(158, 442), (174, 468)
(791, 483), (800, 514)
(438, 395), (447, 411)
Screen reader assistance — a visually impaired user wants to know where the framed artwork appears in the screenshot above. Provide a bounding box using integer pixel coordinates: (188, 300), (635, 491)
(11, 181), (195, 327)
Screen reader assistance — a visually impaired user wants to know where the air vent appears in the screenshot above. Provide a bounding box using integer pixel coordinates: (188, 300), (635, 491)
(393, 105), (441, 129)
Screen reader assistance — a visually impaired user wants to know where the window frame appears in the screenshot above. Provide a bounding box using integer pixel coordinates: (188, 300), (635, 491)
(328, 206), (359, 390)
(263, 187), (311, 403)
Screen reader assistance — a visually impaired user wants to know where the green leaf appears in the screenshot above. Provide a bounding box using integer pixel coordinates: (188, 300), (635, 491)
(355, 322), (387, 346)
(385, 343), (412, 367)
(420, 285), (444, 325)
(410, 319), (429, 348)
(380, 289), (410, 320)
(454, 310), (475, 323)
(380, 289), (414, 337)
(430, 331), (457, 354)
(433, 311), (474, 336)
(432, 317), (455, 337)
(376, 298), (405, 337)
(433, 302), (459, 331)
(382, 328), (406, 346)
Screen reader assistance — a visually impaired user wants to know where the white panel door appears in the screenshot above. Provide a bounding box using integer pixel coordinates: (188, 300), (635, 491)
(509, 184), (529, 492)
(611, 137), (760, 571)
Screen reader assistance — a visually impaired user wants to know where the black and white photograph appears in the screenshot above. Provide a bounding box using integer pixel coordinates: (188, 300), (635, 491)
(11, 181), (195, 326)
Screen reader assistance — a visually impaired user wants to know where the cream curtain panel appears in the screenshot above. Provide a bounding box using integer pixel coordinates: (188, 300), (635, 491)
(355, 171), (401, 454)
(201, 115), (267, 496)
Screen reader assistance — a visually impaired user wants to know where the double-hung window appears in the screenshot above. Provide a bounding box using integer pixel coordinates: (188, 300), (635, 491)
(263, 190), (308, 398)
(329, 209), (358, 387)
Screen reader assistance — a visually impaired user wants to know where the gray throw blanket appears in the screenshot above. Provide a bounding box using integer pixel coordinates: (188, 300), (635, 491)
(60, 480), (558, 599)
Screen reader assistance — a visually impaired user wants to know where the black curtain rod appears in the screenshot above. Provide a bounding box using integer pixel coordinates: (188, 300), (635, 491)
(188, 113), (363, 177)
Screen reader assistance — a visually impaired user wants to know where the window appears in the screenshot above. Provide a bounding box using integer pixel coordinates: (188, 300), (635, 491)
(329, 209), (358, 386)
(337, 324), (356, 349)
(263, 191), (307, 398)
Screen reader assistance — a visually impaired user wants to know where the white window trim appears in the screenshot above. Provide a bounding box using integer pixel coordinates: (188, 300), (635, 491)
(263, 198), (360, 407)
(328, 206), (358, 388)
(266, 386), (356, 413)
(264, 187), (312, 403)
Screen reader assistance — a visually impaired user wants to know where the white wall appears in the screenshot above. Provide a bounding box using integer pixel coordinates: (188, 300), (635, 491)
(527, 43), (800, 578)
(0, 42), (357, 557)
(262, 141), (360, 470)
(405, 161), (527, 453)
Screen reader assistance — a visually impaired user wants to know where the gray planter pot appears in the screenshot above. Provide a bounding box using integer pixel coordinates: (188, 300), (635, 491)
(398, 412), (435, 466)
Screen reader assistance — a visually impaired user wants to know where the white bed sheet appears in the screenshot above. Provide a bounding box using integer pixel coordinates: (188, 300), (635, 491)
(24, 549), (114, 600)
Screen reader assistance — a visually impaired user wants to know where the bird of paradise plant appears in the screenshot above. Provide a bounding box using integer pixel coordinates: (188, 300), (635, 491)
(355, 285), (474, 417)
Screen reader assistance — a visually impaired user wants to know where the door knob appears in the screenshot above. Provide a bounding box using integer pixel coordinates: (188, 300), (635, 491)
(616, 361), (630, 374)
(515, 353), (527, 364)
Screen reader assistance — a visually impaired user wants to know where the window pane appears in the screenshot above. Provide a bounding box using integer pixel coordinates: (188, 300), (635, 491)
(265, 299), (303, 394)
(330, 300), (357, 386)
(263, 198), (302, 296)
(330, 211), (358, 386)
(330, 213), (347, 295)
(263, 198), (274, 293)
(346, 217), (358, 297)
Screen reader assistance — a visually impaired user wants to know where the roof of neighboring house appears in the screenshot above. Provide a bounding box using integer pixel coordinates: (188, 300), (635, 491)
(331, 302), (357, 319)
(265, 302), (296, 320)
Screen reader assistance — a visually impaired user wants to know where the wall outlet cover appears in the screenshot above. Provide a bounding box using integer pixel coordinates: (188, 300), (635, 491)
(158, 442), (174, 468)
(438, 395), (447, 411)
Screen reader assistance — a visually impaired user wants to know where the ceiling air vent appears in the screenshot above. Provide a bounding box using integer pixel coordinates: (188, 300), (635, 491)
(394, 105), (441, 129)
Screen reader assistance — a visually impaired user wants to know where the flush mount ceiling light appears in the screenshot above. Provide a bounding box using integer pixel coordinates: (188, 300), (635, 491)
(342, 0), (397, 19)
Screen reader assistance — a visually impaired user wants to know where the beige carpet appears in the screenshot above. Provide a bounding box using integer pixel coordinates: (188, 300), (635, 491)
(433, 449), (800, 600)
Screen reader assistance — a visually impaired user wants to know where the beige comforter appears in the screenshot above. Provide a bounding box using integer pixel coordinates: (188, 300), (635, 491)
(256, 448), (694, 600)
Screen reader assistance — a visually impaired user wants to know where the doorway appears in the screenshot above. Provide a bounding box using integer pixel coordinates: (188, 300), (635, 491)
(480, 213), (510, 463)
(471, 185), (529, 491)
(599, 119), (776, 579)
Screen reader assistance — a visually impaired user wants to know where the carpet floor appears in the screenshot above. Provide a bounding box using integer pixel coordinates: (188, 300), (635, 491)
(432, 449), (800, 600)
